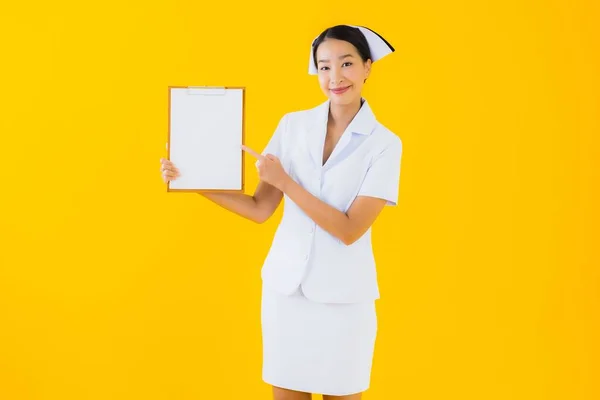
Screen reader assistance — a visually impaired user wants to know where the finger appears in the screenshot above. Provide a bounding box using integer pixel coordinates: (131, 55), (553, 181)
(163, 172), (179, 181)
(160, 160), (178, 169)
(165, 167), (180, 175)
(160, 165), (179, 174)
(265, 154), (278, 161)
(241, 145), (265, 161)
(161, 165), (180, 174)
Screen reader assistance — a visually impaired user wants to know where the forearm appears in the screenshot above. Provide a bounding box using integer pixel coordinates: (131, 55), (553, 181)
(281, 177), (351, 243)
(198, 192), (263, 223)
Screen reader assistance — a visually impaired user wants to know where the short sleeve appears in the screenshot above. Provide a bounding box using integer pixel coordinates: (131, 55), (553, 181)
(357, 136), (403, 206)
(255, 114), (288, 167)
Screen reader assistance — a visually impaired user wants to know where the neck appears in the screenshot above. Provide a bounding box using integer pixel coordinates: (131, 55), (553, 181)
(328, 97), (363, 129)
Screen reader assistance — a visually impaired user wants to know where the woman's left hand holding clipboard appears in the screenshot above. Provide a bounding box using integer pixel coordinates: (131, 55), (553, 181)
(241, 145), (291, 192)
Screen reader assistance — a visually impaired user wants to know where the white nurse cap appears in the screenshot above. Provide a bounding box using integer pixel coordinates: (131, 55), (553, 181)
(308, 25), (395, 75)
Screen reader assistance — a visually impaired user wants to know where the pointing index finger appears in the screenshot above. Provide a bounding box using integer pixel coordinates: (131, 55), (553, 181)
(241, 145), (265, 161)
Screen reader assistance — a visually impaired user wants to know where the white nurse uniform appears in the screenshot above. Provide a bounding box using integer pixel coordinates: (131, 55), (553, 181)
(256, 97), (403, 395)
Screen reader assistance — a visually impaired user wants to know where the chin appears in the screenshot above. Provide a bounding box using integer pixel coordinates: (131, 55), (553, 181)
(329, 95), (357, 106)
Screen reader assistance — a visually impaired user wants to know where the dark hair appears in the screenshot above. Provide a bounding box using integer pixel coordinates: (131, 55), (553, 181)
(312, 25), (372, 72)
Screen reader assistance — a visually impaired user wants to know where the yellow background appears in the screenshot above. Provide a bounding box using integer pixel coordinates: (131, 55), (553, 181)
(1, 0), (598, 399)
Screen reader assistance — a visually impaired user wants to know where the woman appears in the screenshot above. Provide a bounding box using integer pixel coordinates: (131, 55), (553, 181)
(160, 24), (402, 400)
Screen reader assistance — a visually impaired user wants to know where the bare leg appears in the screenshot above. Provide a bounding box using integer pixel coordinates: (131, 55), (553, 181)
(272, 385), (312, 400)
(323, 393), (362, 400)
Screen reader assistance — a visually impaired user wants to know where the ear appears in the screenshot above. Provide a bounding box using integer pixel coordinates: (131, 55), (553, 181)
(365, 59), (372, 80)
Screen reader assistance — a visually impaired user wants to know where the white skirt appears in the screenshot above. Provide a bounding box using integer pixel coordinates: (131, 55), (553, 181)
(260, 283), (378, 396)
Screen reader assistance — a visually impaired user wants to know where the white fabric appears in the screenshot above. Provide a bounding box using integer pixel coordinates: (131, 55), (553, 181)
(308, 25), (395, 75)
(261, 284), (377, 396)
(256, 98), (403, 303)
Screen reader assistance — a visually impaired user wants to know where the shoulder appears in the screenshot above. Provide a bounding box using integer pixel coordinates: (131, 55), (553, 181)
(371, 121), (403, 154)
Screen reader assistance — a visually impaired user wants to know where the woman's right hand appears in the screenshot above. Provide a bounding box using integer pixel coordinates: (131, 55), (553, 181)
(160, 157), (180, 183)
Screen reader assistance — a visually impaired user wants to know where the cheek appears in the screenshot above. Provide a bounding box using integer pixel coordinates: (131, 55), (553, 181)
(318, 75), (329, 89)
(345, 69), (363, 83)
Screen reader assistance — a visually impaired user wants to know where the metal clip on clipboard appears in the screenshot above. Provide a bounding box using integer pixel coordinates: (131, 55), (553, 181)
(186, 86), (226, 96)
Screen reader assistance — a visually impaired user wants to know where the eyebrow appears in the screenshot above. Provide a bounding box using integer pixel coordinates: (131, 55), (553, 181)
(317, 54), (354, 64)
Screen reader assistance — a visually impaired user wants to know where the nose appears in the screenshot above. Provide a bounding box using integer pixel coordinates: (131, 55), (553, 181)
(330, 68), (342, 85)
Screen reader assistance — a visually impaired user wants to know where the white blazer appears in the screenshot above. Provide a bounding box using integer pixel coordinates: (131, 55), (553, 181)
(256, 98), (403, 303)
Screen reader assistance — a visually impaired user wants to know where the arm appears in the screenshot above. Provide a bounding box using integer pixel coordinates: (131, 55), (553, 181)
(199, 180), (283, 224)
(281, 178), (387, 245)
(241, 137), (401, 244)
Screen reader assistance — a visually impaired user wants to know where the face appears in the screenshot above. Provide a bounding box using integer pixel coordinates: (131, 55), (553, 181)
(315, 38), (372, 106)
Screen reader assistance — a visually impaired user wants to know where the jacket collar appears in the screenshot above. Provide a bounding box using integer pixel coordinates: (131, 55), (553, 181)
(306, 97), (378, 168)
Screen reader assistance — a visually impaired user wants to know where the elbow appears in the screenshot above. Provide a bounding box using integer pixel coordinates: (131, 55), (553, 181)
(250, 199), (268, 224)
(252, 214), (268, 224)
(341, 239), (356, 246)
(252, 209), (271, 224)
(340, 226), (367, 246)
(339, 232), (357, 246)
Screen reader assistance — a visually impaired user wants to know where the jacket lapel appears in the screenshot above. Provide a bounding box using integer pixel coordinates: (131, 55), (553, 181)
(305, 100), (329, 168)
(304, 98), (378, 169)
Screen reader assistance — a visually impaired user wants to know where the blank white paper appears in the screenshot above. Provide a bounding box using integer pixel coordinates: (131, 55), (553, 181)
(168, 87), (243, 190)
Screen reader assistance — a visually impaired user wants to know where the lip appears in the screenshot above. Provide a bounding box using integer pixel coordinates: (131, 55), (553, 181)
(330, 86), (351, 94)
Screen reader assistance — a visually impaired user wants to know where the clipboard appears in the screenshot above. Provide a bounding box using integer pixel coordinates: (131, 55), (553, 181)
(167, 85), (246, 193)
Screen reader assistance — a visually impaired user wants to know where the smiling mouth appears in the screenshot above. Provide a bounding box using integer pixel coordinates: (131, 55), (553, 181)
(330, 86), (351, 94)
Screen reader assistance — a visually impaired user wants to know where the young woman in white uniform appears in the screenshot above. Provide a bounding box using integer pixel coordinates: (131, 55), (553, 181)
(160, 24), (402, 400)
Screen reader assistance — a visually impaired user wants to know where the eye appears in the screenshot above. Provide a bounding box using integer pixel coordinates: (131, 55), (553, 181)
(343, 62), (353, 67)
(320, 66), (330, 71)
